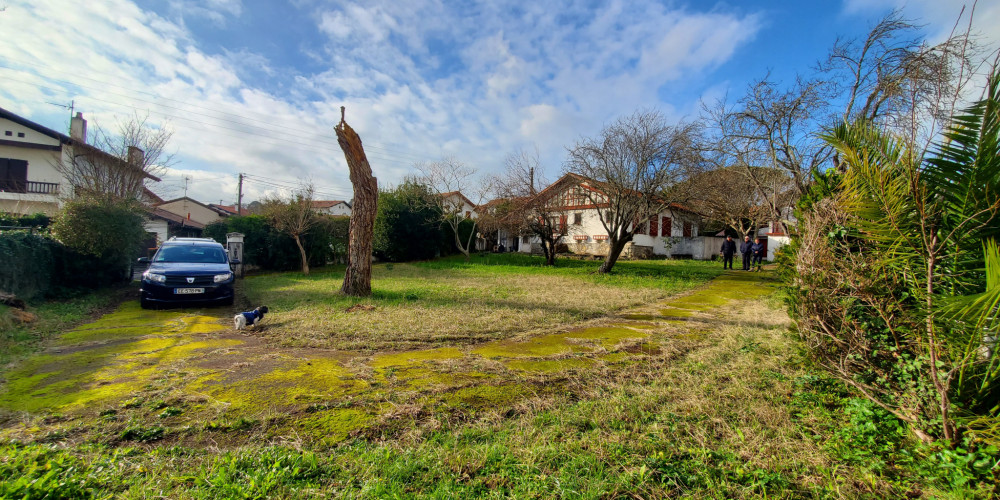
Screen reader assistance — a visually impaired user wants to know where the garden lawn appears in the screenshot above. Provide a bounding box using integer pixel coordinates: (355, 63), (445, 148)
(1, 256), (994, 498)
(240, 254), (724, 351)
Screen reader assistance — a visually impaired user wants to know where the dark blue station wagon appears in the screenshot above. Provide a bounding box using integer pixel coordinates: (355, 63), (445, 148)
(138, 237), (238, 309)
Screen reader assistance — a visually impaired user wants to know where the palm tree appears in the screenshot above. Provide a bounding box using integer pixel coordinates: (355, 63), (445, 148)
(809, 68), (1000, 444)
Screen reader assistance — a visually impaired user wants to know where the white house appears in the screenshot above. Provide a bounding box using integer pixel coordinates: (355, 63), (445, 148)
(517, 173), (702, 258)
(312, 200), (352, 216)
(0, 107), (162, 216)
(440, 191), (478, 219)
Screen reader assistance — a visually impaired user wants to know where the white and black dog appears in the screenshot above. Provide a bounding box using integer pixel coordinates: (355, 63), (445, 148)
(234, 306), (268, 330)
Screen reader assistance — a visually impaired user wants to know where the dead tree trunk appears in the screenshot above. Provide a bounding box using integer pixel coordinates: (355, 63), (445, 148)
(335, 107), (378, 296)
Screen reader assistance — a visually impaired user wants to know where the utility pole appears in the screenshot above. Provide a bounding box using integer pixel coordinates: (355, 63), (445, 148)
(237, 173), (244, 215)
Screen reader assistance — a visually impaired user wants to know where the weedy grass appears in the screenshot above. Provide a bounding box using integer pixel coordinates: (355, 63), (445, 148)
(0, 262), (996, 498)
(240, 254), (724, 351)
(0, 287), (123, 368)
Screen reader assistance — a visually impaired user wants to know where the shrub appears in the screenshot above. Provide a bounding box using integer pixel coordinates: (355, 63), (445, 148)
(0, 212), (51, 229)
(205, 215), (348, 271)
(374, 182), (444, 262)
(0, 231), (55, 300)
(51, 199), (146, 281)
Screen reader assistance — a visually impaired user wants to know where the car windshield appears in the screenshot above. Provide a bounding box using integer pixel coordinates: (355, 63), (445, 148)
(154, 245), (228, 264)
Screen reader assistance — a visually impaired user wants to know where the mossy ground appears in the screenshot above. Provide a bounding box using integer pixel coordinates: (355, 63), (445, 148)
(0, 264), (766, 449)
(2, 263), (984, 497)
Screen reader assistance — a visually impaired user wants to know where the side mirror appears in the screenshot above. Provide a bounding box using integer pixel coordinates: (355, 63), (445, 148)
(137, 257), (150, 264)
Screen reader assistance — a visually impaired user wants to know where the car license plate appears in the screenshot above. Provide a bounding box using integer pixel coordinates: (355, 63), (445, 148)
(174, 288), (204, 294)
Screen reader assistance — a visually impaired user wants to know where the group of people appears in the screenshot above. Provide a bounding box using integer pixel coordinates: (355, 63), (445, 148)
(720, 235), (765, 271)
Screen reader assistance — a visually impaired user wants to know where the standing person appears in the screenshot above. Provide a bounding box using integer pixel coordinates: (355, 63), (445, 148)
(720, 235), (737, 270)
(740, 235), (753, 271)
(751, 237), (765, 271)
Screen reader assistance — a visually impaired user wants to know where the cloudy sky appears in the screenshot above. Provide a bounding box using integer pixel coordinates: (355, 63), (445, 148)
(0, 0), (996, 204)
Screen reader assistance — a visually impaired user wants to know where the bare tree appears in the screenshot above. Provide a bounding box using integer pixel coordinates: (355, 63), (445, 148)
(57, 112), (173, 204)
(335, 107), (377, 297)
(684, 166), (792, 238)
(565, 109), (701, 274)
(490, 148), (567, 265)
(706, 77), (833, 205)
(262, 185), (317, 275)
(820, 7), (981, 150)
(417, 157), (485, 261)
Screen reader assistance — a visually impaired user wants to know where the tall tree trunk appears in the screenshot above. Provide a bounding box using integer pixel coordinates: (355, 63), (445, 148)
(293, 233), (309, 275)
(335, 107), (378, 297)
(599, 238), (629, 274)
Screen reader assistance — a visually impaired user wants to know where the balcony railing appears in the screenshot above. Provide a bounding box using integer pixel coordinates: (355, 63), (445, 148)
(0, 181), (60, 195)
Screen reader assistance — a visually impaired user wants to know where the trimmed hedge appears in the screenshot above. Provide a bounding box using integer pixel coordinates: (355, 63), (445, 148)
(0, 231), (121, 301)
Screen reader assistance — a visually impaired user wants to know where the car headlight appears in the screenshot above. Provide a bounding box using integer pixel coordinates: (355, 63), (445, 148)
(144, 272), (166, 283)
(214, 272), (233, 283)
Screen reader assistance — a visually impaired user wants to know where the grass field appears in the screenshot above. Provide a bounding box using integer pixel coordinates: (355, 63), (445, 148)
(239, 254), (724, 350)
(0, 256), (995, 498)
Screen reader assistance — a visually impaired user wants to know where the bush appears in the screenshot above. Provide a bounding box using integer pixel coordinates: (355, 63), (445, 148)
(51, 199), (146, 281)
(374, 182), (444, 262)
(0, 231), (122, 301)
(0, 231), (55, 300)
(0, 212), (51, 229)
(205, 215), (348, 271)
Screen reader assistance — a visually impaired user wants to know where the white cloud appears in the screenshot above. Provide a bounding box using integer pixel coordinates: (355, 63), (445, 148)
(0, 0), (764, 203)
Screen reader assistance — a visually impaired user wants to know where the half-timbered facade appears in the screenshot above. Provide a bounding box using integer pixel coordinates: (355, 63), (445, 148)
(517, 173), (700, 258)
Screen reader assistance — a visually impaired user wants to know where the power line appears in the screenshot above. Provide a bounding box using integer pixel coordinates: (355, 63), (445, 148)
(4, 77), (424, 169)
(0, 60), (433, 162)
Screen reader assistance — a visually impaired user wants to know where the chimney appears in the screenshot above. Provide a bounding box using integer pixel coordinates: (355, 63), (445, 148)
(127, 146), (145, 166)
(70, 112), (87, 143)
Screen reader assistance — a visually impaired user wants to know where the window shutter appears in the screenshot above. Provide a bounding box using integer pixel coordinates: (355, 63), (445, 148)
(559, 214), (567, 234)
(661, 216), (671, 237)
(649, 216), (658, 236)
(8, 159), (27, 191)
(683, 221), (692, 238)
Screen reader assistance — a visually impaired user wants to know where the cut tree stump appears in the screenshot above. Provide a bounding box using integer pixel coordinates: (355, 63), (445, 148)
(335, 106), (378, 297)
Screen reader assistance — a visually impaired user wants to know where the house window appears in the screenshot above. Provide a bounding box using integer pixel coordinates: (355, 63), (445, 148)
(683, 221), (692, 238)
(0, 158), (28, 193)
(558, 214), (567, 234)
(17, 132), (24, 138)
(661, 216), (672, 237)
(522, 235), (530, 244)
(573, 213), (582, 225)
(3, 131), (10, 136)
(649, 216), (658, 236)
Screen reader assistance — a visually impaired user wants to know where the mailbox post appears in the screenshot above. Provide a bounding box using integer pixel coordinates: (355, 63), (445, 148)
(226, 232), (245, 277)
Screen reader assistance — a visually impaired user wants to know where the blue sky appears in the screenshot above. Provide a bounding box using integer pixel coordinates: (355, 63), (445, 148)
(0, 0), (995, 204)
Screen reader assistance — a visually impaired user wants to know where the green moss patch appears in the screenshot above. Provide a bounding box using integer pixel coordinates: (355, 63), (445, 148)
(370, 347), (464, 369)
(658, 308), (695, 318)
(504, 357), (595, 373)
(563, 326), (649, 350)
(0, 337), (242, 413)
(57, 302), (226, 345)
(434, 383), (533, 409)
(473, 334), (583, 359)
(196, 357), (368, 414)
(297, 408), (372, 445)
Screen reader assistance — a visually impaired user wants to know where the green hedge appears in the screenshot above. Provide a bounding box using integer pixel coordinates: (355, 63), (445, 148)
(0, 231), (121, 301)
(0, 212), (51, 229)
(204, 215), (349, 271)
